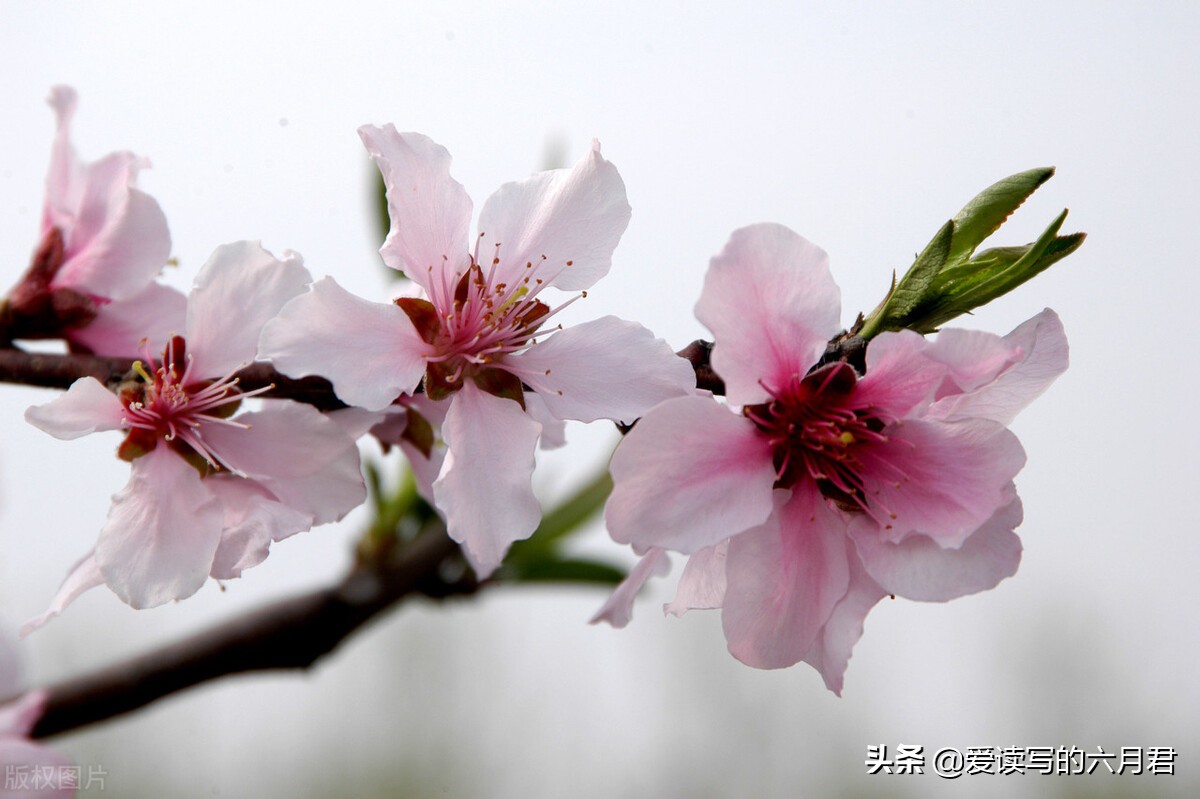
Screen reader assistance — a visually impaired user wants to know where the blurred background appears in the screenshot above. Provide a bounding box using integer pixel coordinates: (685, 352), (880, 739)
(0, 2), (1196, 797)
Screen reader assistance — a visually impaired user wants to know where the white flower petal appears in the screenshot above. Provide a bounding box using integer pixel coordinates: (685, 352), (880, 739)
(801, 543), (887, 696)
(850, 496), (1024, 601)
(664, 540), (728, 617)
(25, 377), (124, 440)
(95, 447), (224, 608)
(523, 392), (567, 450)
(207, 479), (314, 579)
(509, 316), (694, 424)
(259, 276), (428, 411)
(199, 400), (365, 526)
(20, 552), (104, 636)
(476, 140), (630, 292)
(359, 125), (473, 291)
(69, 282), (187, 358)
(185, 241), (312, 377)
(930, 308), (1069, 425)
(433, 383), (542, 577)
(590, 548), (671, 628)
(43, 86), (171, 303)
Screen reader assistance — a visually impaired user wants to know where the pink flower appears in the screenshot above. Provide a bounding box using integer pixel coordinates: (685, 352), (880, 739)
(2, 87), (183, 356)
(260, 128), (694, 575)
(0, 638), (74, 798)
(603, 224), (1067, 693)
(24, 242), (366, 621)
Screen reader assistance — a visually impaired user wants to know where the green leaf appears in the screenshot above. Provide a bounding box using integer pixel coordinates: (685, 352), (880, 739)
(912, 211), (1083, 333)
(860, 220), (953, 338)
(858, 167), (1083, 336)
(502, 468), (617, 582)
(947, 167), (1055, 265)
(504, 558), (626, 585)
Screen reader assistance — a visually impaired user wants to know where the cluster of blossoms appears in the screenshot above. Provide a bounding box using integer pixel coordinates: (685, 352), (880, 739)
(0, 85), (1073, 747)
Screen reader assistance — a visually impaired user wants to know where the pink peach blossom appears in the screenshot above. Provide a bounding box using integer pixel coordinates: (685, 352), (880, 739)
(260, 128), (693, 575)
(24, 242), (365, 621)
(603, 223), (1067, 693)
(3, 86), (183, 356)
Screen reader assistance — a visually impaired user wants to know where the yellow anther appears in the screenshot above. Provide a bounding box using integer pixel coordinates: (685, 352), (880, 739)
(839, 431), (855, 445)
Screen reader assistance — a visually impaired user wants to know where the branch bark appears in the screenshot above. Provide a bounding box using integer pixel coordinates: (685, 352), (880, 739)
(28, 525), (476, 739)
(0, 339), (726, 407)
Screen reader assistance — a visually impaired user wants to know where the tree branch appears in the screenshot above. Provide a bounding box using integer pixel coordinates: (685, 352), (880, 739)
(0, 348), (347, 409)
(28, 525), (477, 739)
(0, 339), (727, 408)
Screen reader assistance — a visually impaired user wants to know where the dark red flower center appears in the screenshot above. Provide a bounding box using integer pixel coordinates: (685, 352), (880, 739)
(744, 362), (898, 520)
(116, 335), (263, 471)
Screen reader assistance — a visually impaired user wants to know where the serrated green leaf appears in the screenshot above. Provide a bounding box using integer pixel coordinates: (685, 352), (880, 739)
(947, 167), (1054, 265)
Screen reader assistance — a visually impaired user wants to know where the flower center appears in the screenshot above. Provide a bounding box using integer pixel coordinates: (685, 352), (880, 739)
(744, 362), (900, 525)
(398, 243), (583, 403)
(116, 335), (266, 472)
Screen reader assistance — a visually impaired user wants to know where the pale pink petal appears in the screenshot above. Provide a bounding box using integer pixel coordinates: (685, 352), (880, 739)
(852, 329), (947, 417)
(801, 543), (887, 695)
(40, 87), (171, 303)
(523, 392), (566, 450)
(664, 540), (728, 617)
(0, 690), (44, 737)
(54, 168), (171, 303)
(198, 400), (365, 526)
(475, 140), (630, 291)
(0, 736), (76, 799)
(722, 486), (851, 669)
(930, 308), (1069, 425)
(68, 282), (187, 357)
(366, 396), (449, 505)
(207, 479), (314, 580)
(399, 435), (446, 509)
(858, 419), (1025, 548)
(606, 396), (777, 554)
(359, 125), (472, 292)
(433, 382), (543, 577)
(695, 224), (841, 405)
(326, 407), (389, 442)
(42, 86), (83, 234)
(924, 329), (1022, 398)
(185, 242), (311, 377)
(259, 277), (427, 411)
(94, 447), (224, 608)
(20, 552), (103, 636)
(24, 377), (124, 440)
(589, 548), (671, 628)
(508, 316), (694, 423)
(850, 496), (1023, 601)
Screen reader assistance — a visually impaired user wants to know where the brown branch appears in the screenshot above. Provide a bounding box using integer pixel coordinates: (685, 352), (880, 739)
(0, 349), (347, 410)
(0, 340), (726, 408)
(29, 525), (476, 739)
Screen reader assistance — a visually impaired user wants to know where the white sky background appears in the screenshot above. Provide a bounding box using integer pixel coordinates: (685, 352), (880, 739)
(0, 2), (1197, 797)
